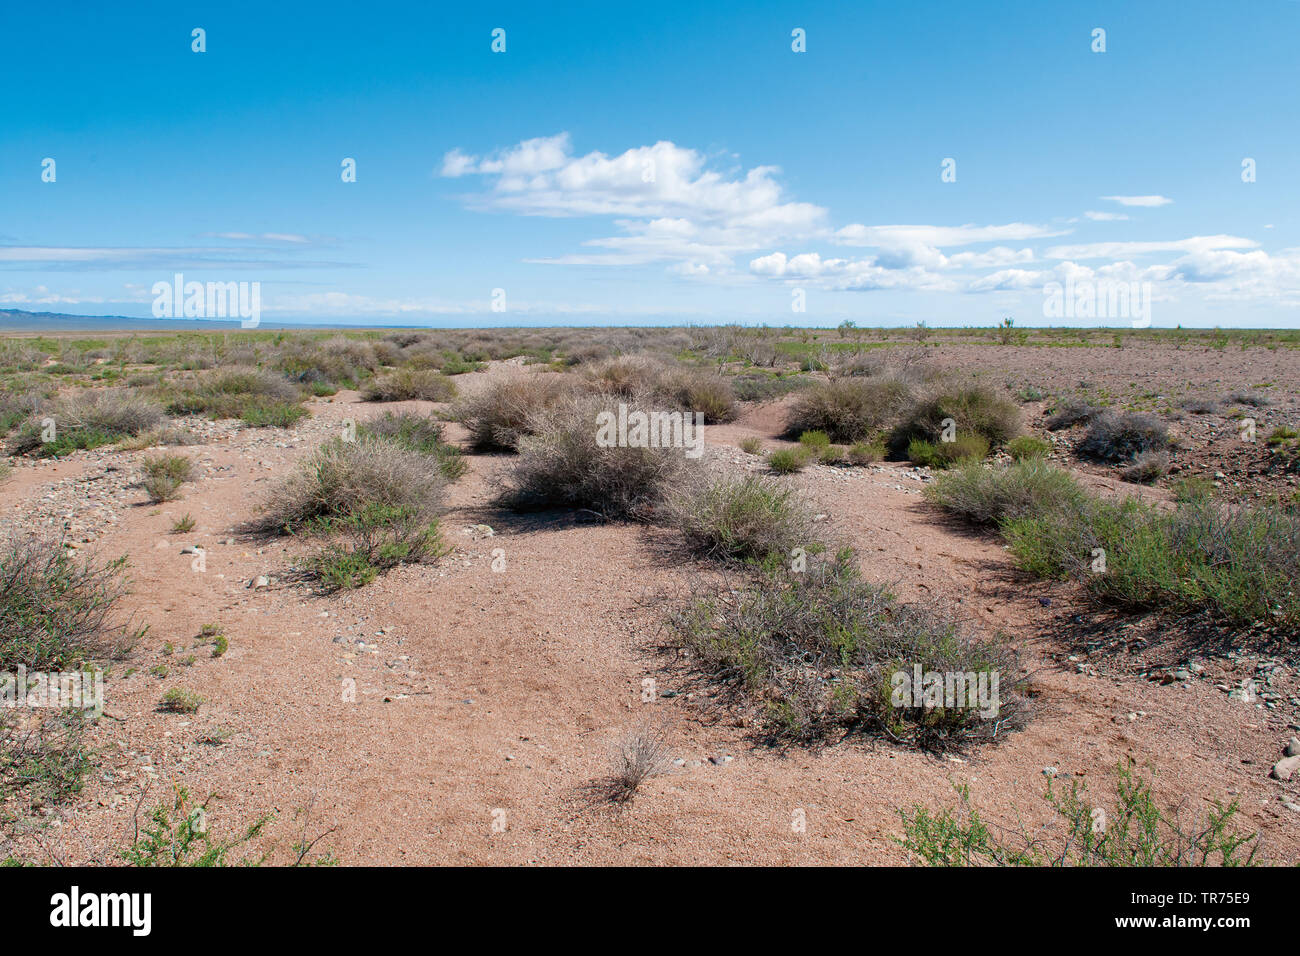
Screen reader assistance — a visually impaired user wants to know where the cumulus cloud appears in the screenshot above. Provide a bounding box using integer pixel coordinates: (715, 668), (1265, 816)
(440, 133), (825, 266)
(442, 134), (1300, 308)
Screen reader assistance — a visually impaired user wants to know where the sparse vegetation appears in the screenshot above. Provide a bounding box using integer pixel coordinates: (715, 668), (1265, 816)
(122, 785), (272, 866)
(924, 460), (1085, 528)
(603, 721), (674, 804)
(0, 534), (138, 671)
(8, 390), (164, 457)
(665, 551), (1020, 746)
(140, 453), (195, 503)
(361, 367), (457, 402)
(1077, 411), (1169, 462)
(502, 393), (692, 520)
(160, 688), (204, 713)
(663, 470), (823, 563)
(786, 378), (914, 444)
(896, 762), (1259, 866)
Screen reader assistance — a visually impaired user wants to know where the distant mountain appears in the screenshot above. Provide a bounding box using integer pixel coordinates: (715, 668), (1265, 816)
(0, 309), (396, 332)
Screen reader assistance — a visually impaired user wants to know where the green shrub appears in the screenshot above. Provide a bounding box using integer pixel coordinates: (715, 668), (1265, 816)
(141, 453), (194, 503)
(1172, 475), (1215, 502)
(357, 411), (466, 480)
(8, 390), (164, 457)
(1002, 495), (1300, 629)
(738, 436), (763, 455)
(924, 460), (1085, 527)
(0, 534), (138, 671)
(662, 471), (822, 563)
(1006, 436), (1051, 461)
(240, 401), (309, 429)
(797, 430), (831, 452)
(908, 434), (990, 469)
(664, 552), (1020, 746)
(786, 378), (914, 443)
(361, 367), (456, 402)
(896, 761), (1258, 866)
(767, 447), (812, 474)
(304, 504), (449, 589)
(848, 440), (885, 465)
(888, 387), (1019, 457)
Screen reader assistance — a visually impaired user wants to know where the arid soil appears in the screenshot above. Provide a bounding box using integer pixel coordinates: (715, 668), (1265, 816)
(6, 344), (1300, 866)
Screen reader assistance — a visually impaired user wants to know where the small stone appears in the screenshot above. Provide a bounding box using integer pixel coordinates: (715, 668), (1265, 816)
(1285, 737), (1300, 758)
(1270, 755), (1300, 781)
(249, 575), (270, 589)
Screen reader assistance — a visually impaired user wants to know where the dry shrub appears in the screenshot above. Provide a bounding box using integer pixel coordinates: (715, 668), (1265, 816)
(1045, 400), (1102, 430)
(787, 378), (914, 443)
(666, 552), (1021, 747)
(8, 389), (165, 456)
(456, 374), (579, 451)
(252, 435), (446, 534)
(361, 367), (457, 402)
(603, 720), (674, 803)
(0, 533), (139, 671)
(502, 392), (694, 520)
(1122, 450), (1170, 484)
(888, 386), (1020, 457)
(662, 469), (824, 563)
(1077, 411), (1169, 462)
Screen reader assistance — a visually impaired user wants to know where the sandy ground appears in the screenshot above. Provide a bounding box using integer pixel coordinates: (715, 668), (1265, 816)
(6, 352), (1300, 865)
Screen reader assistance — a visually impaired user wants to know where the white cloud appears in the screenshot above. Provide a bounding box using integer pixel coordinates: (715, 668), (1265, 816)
(441, 134), (825, 265)
(1100, 195), (1173, 207)
(1046, 235), (1257, 259)
(204, 232), (311, 243)
(441, 134), (1300, 311)
(833, 223), (1063, 247)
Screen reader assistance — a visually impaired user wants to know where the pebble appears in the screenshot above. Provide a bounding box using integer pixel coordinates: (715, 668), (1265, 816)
(1270, 755), (1300, 781)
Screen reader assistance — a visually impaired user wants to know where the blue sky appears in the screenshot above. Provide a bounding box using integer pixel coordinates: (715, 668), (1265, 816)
(2, 0), (1297, 327)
